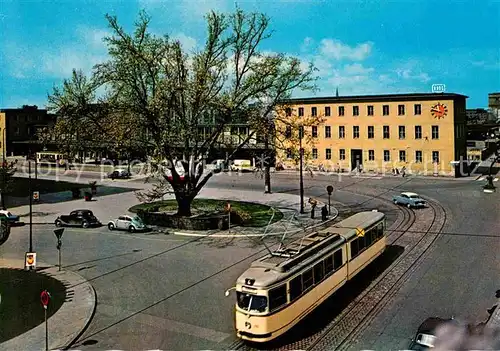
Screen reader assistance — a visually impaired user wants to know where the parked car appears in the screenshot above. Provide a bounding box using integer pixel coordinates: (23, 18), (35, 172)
(409, 317), (457, 350)
(107, 215), (146, 232)
(108, 169), (131, 180)
(230, 159), (256, 172)
(55, 210), (101, 228)
(392, 192), (427, 208)
(0, 210), (20, 223)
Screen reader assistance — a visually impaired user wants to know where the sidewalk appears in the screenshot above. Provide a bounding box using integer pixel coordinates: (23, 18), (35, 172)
(0, 259), (96, 351)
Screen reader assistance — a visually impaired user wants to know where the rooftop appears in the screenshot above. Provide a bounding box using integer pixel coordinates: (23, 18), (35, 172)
(282, 92), (468, 104)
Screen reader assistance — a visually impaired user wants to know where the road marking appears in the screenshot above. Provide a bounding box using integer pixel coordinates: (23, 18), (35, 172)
(352, 175), (383, 179)
(99, 304), (231, 342)
(477, 176), (486, 181)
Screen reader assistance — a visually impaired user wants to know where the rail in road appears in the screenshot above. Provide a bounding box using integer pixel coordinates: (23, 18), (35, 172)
(226, 189), (447, 351)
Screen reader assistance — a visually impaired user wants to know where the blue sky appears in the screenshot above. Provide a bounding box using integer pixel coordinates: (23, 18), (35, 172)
(1, 0), (499, 109)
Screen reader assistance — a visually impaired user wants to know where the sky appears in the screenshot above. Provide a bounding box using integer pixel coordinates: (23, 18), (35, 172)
(0, 0), (499, 110)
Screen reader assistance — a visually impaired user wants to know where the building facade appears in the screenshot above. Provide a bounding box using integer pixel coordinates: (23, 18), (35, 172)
(0, 105), (56, 159)
(277, 93), (468, 177)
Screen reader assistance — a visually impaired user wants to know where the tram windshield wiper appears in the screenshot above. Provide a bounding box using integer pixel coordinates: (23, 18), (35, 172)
(237, 292), (267, 312)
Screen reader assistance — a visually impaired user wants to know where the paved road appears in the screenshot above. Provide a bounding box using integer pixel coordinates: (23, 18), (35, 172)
(2, 172), (498, 350)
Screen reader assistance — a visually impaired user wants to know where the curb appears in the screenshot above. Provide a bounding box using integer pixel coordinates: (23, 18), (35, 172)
(171, 206), (340, 238)
(0, 260), (96, 351)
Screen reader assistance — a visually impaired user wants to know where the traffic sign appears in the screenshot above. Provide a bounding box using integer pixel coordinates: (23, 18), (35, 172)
(326, 185), (333, 195)
(33, 191), (40, 201)
(53, 228), (64, 240)
(40, 290), (51, 309)
(25, 252), (37, 269)
(355, 227), (365, 237)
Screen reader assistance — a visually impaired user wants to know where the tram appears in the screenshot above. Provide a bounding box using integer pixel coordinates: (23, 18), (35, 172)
(226, 210), (386, 342)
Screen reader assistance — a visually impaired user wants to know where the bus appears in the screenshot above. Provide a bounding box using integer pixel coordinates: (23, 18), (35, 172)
(36, 152), (69, 167)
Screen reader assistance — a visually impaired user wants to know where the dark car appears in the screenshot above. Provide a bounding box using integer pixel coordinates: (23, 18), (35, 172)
(409, 317), (457, 350)
(55, 210), (101, 228)
(108, 169), (131, 180)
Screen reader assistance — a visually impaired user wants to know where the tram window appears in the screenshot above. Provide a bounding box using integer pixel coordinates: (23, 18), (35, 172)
(370, 229), (378, 244)
(377, 223), (384, 238)
(269, 285), (287, 311)
(357, 237), (366, 253)
(303, 269), (314, 291)
(313, 262), (324, 284)
(333, 250), (343, 269)
(365, 229), (373, 247)
(324, 255), (334, 274)
(289, 276), (303, 301)
(350, 240), (359, 258)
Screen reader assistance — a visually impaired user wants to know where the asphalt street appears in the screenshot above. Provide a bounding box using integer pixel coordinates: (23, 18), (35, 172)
(2, 171), (498, 350)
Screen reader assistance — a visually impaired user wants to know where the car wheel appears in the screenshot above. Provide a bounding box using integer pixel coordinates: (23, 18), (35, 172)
(108, 223), (115, 230)
(55, 220), (62, 227)
(82, 221), (89, 228)
(407, 203), (412, 208)
(128, 225), (135, 232)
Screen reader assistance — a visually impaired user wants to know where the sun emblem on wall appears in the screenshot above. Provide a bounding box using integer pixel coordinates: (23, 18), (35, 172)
(430, 102), (448, 119)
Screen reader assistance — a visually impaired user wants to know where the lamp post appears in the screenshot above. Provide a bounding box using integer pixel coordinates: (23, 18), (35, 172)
(299, 126), (304, 214)
(264, 119), (272, 194)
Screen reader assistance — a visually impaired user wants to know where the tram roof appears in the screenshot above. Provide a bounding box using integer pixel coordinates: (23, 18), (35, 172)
(250, 211), (385, 274)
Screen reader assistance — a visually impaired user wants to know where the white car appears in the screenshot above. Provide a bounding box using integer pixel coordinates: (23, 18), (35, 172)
(107, 215), (146, 232)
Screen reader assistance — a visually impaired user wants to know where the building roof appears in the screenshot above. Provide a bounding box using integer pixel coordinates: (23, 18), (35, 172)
(281, 93), (468, 104)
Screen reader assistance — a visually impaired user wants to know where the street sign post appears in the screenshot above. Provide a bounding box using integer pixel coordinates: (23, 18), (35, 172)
(326, 185), (333, 215)
(54, 228), (64, 271)
(40, 290), (51, 351)
(24, 252), (36, 271)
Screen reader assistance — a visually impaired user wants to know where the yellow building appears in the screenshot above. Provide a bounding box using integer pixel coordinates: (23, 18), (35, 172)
(277, 93), (468, 177)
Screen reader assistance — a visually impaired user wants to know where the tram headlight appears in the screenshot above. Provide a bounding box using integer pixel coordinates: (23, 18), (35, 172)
(245, 322), (251, 329)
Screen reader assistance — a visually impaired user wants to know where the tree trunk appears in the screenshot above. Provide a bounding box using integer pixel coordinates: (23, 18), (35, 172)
(175, 194), (193, 217)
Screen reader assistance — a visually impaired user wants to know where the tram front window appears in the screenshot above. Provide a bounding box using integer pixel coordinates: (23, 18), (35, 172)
(236, 292), (267, 313)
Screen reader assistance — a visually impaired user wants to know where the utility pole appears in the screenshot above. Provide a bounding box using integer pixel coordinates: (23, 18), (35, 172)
(29, 154), (33, 252)
(299, 126), (304, 214)
(264, 119), (272, 193)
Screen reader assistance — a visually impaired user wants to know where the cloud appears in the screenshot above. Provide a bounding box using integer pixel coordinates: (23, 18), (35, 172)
(344, 63), (374, 75)
(319, 39), (373, 61)
(172, 32), (197, 52)
(300, 37), (314, 52)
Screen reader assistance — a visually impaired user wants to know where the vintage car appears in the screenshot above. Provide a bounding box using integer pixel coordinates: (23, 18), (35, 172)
(230, 159), (256, 172)
(409, 317), (457, 350)
(392, 192), (427, 208)
(0, 210), (20, 223)
(107, 215), (146, 232)
(55, 209), (101, 228)
(107, 169), (131, 180)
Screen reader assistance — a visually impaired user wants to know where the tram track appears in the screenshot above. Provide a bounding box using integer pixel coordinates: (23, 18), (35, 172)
(227, 191), (446, 351)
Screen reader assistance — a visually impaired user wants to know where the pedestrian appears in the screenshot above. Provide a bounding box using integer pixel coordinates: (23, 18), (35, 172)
(401, 166), (406, 177)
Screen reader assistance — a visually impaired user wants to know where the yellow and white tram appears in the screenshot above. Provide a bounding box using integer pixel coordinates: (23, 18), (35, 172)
(227, 211), (386, 342)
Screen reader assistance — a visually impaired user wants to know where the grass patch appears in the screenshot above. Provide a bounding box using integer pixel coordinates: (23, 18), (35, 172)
(129, 198), (283, 227)
(9, 177), (92, 197)
(0, 268), (66, 342)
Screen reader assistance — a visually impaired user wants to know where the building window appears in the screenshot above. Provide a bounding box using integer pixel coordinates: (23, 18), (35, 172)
(368, 126), (374, 139)
(339, 126), (345, 138)
(399, 126), (406, 139)
(399, 150), (406, 162)
(415, 125), (422, 139)
(285, 126), (292, 138)
(325, 106), (331, 116)
(285, 108), (292, 116)
(299, 126), (304, 139)
(432, 125), (439, 139)
(353, 106), (359, 116)
(338, 106), (344, 116)
(298, 107), (304, 117)
(286, 148), (292, 159)
(384, 150), (390, 162)
(312, 126), (318, 138)
(311, 107), (317, 116)
(15, 127), (20, 136)
(325, 126), (331, 138)
(383, 126), (390, 139)
(383, 105), (389, 115)
(312, 148), (318, 159)
(414, 104), (421, 115)
(367, 105), (374, 116)
(398, 104), (405, 115)
(326, 148), (331, 160)
(339, 149), (345, 160)
(353, 126), (360, 139)
(368, 150), (375, 161)
(432, 151), (440, 163)
(415, 150), (423, 163)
